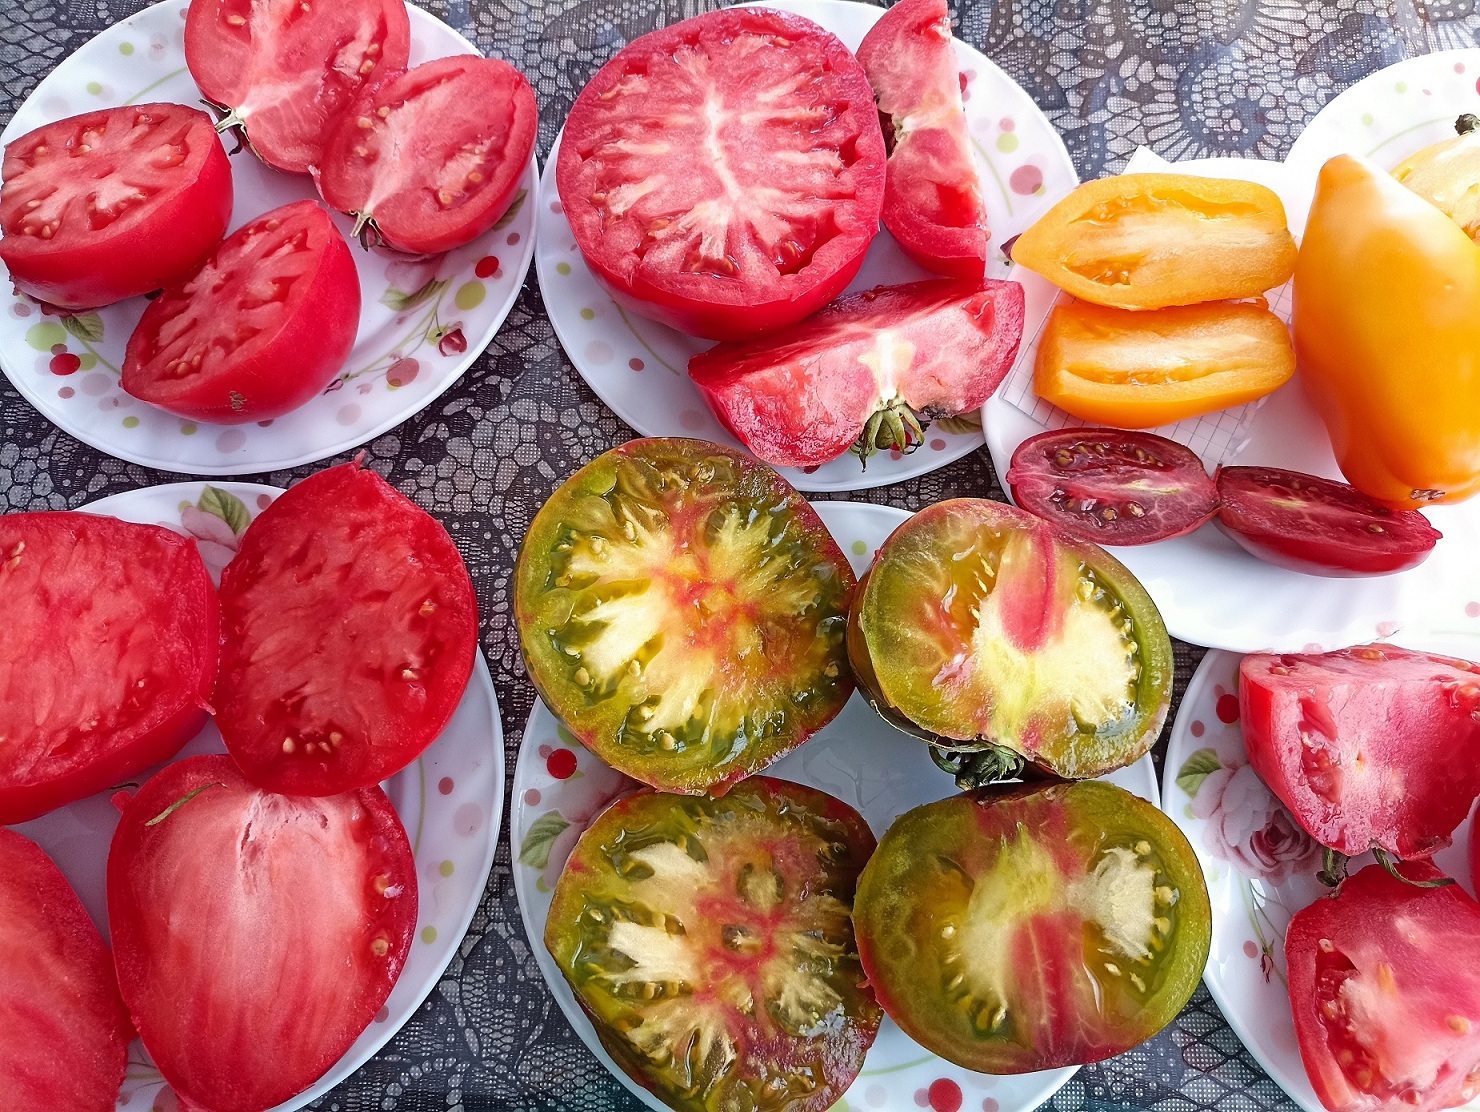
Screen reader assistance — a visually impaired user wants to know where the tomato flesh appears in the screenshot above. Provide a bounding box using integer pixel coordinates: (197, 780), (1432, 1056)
(0, 103), (232, 309)
(854, 780), (1210, 1073)
(556, 8), (887, 341)
(545, 777), (881, 1112)
(215, 460), (478, 796)
(514, 439), (854, 795)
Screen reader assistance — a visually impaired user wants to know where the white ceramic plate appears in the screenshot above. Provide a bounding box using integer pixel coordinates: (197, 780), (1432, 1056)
(1159, 642), (1478, 1112)
(0, 0), (536, 476)
(534, 0), (1077, 493)
(509, 499), (1161, 1112)
(6, 481), (504, 1112)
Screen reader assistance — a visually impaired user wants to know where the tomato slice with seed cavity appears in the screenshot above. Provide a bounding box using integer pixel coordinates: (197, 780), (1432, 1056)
(545, 776), (881, 1112)
(108, 754), (416, 1112)
(1006, 428), (1218, 545)
(0, 103), (232, 309)
(854, 780), (1210, 1073)
(556, 7), (887, 341)
(121, 199), (360, 423)
(0, 512), (218, 825)
(848, 498), (1171, 780)
(514, 438), (855, 795)
(215, 460), (479, 796)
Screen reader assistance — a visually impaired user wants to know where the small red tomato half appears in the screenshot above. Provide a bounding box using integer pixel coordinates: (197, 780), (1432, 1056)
(1006, 428), (1218, 545)
(0, 829), (131, 1112)
(1217, 465), (1442, 577)
(316, 55), (537, 255)
(108, 755), (417, 1112)
(0, 512), (218, 825)
(184, 0), (410, 174)
(557, 7), (887, 341)
(121, 200), (360, 423)
(856, 0), (989, 279)
(689, 279), (1024, 468)
(215, 460), (478, 796)
(0, 103), (232, 309)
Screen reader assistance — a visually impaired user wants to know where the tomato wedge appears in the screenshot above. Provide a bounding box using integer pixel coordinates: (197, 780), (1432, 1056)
(545, 777), (882, 1112)
(122, 199), (360, 423)
(854, 780), (1211, 1074)
(184, 0), (410, 174)
(556, 7), (887, 341)
(0, 103), (232, 309)
(1, 829), (130, 1112)
(108, 754), (416, 1112)
(0, 512), (218, 825)
(215, 460), (478, 795)
(855, 0), (988, 279)
(514, 439), (855, 795)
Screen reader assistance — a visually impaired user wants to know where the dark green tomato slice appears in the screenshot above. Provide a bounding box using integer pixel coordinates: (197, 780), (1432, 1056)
(545, 776), (882, 1112)
(854, 780), (1211, 1074)
(514, 438), (855, 794)
(847, 498), (1171, 779)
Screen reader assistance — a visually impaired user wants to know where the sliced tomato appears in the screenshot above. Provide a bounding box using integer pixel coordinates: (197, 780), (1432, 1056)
(108, 754), (416, 1112)
(0, 103), (232, 309)
(856, 0), (988, 279)
(1007, 428), (1218, 545)
(215, 460), (478, 795)
(315, 55), (537, 255)
(514, 439), (855, 795)
(1286, 860), (1480, 1112)
(545, 776), (881, 1112)
(0, 512), (217, 825)
(556, 7), (887, 341)
(854, 780), (1210, 1073)
(689, 278), (1023, 468)
(847, 498), (1172, 781)
(1217, 466), (1442, 577)
(121, 199), (360, 423)
(184, 0), (410, 174)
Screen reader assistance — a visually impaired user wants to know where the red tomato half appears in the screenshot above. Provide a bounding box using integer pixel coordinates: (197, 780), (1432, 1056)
(0, 512), (218, 825)
(556, 7), (887, 341)
(108, 755), (417, 1112)
(121, 200), (360, 423)
(216, 460), (478, 795)
(0, 829), (131, 1112)
(316, 55), (537, 255)
(856, 0), (989, 279)
(184, 0), (410, 174)
(0, 103), (232, 309)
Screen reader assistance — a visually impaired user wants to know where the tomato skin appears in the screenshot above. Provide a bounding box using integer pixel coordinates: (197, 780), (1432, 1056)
(0, 104), (232, 309)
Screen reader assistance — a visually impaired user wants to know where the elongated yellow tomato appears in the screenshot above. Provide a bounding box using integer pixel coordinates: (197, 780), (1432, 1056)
(1294, 154), (1480, 508)
(1392, 114), (1480, 241)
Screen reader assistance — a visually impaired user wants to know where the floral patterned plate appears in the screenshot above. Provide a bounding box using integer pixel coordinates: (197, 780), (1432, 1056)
(534, 0), (1077, 493)
(0, 0), (537, 476)
(510, 499), (1161, 1112)
(1160, 644), (1479, 1112)
(7, 481), (504, 1112)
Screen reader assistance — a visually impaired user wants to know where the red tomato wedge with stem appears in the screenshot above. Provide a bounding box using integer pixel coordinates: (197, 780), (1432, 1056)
(184, 0), (410, 174)
(0, 103), (232, 309)
(856, 0), (989, 279)
(108, 755), (417, 1112)
(556, 7), (887, 341)
(689, 278), (1024, 469)
(316, 55), (537, 255)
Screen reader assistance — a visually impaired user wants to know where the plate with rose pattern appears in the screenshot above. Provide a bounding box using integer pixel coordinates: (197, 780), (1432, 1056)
(0, 0), (536, 475)
(6, 481), (504, 1112)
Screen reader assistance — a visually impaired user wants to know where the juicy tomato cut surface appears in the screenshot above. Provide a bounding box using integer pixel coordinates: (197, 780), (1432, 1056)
(545, 777), (882, 1112)
(556, 7), (887, 341)
(853, 780), (1211, 1074)
(215, 460), (478, 796)
(514, 438), (855, 795)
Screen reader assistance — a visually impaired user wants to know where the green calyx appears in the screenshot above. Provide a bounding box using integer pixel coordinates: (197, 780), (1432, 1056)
(929, 743), (1028, 790)
(350, 211), (382, 250)
(1316, 844), (1457, 890)
(852, 401), (926, 469)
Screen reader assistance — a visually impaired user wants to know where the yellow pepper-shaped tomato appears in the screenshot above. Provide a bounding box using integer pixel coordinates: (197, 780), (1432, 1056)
(1294, 154), (1480, 508)
(1392, 114), (1480, 241)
